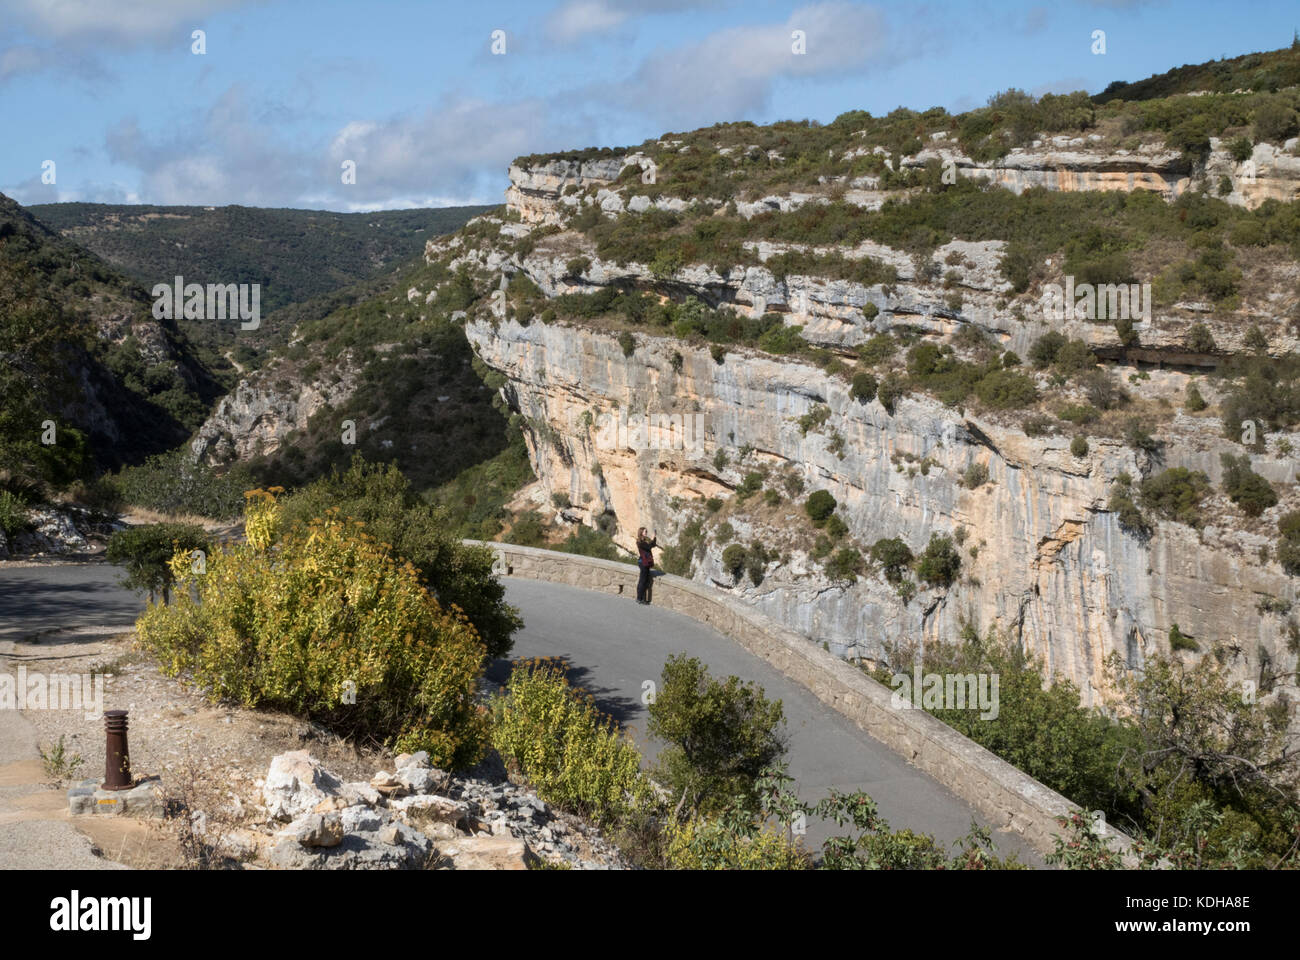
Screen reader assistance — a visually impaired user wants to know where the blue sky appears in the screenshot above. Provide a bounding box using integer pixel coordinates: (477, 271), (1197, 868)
(2, 0), (1297, 211)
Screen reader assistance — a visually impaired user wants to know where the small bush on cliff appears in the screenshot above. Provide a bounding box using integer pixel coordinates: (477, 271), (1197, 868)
(877, 372), (908, 414)
(1070, 435), (1089, 458)
(869, 537), (914, 583)
(1168, 623), (1199, 652)
(1220, 453), (1278, 517)
(850, 372), (878, 403)
(1185, 382), (1208, 412)
(492, 658), (649, 823)
(137, 497), (488, 769)
(1276, 511), (1300, 575)
(1139, 467), (1211, 527)
(804, 490), (837, 527)
(1109, 475), (1153, 538)
(721, 543), (748, 580)
(915, 534), (961, 588)
(1186, 323), (1217, 354)
(618, 330), (636, 357)
(648, 654), (788, 817)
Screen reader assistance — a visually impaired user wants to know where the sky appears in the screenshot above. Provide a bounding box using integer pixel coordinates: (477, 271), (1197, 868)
(2, 0), (1298, 211)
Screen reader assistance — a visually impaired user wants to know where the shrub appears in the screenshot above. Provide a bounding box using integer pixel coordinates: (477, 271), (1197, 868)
(1185, 383), (1207, 412)
(974, 369), (1037, 409)
(721, 544), (748, 579)
(1186, 323), (1217, 354)
(757, 323), (806, 355)
(804, 490), (837, 527)
(857, 334), (896, 366)
(877, 373), (908, 414)
(493, 658), (648, 822)
(869, 537), (914, 584)
(664, 815), (806, 870)
(1139, 467), (1211, 527)
(824, 514), (849, 540)
(1109, 479), (1152, 538)
(0, 489), (29, 541)
(277, 457), (521, 659)
(1058, 404), (1099, 425)
(1071, 435), (1089, 458)
(825, 547), (864, 582)
(1002, 351), (1021, 368)
(618, 330), (636, 357)
(1029, 331), (1067, 368)
(648, 654), (787, 816)
(705, 497), (723, 513)
(1168, 624), (1198, 653)
(137, 507), (488, 769)
(1123, 418), (1161, 453)
(565, 256), (591, 276)
(1277, 511), (1300, 575)
(115, 450), (252, 520)
(850, 372), (878, 403)
(915, 534), (961, 588)
(1220, 453), (1277, 517)
(710, 344), (726, 364)
(962, 462), (990, 489)
(105, 523), (210, 604)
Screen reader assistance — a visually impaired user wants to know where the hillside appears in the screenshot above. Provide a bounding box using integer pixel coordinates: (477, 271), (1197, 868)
(0, 192), (221, 484)
(26, 201), (496, 375)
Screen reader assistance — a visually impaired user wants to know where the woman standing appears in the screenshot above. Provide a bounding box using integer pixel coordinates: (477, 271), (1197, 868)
(635, 527), (657, 605)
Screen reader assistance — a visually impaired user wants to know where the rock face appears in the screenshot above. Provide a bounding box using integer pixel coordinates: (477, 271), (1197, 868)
(465, 315), (1299, 712)
(190, 360), (358, 465)
(505, 156), (635, 225)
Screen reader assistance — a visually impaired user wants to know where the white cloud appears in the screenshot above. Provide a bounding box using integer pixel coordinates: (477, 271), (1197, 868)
(5, 0), (256, 45)
(545, 0), (726, 43)
(613, 2), (894, 128)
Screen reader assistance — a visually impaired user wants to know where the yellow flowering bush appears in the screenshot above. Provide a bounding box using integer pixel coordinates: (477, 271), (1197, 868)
(137, 509), (488, 770)
(491, 658), (650, 823)
(664, 815), (807, 870)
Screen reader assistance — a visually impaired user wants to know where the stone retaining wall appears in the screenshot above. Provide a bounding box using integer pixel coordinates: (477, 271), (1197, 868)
(468, 540), (1137, 860)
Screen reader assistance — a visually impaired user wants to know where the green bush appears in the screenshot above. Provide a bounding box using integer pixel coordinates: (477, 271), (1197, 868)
(869, 537), (914, 583)
(1185, 383), (1207, 412)
(1186, 323), (1217, 354)
(877, 372), (908, 413)
(1168, 623), (1199, 653)
(804, 490), (837, 527)
(492, 658), (649, 822)
(1139, 467), (1211, 527)
(857, 334), (896, 366)
(850, 372), (878, 403)
(105, 522), (210, 603)
(824, 514), (849, 540)
(1029, 332), (1067, 368)
(1109, 478), (1152, 538)
(1070, 435), (1089, 458)
(618, 330), (636, 357)
(115, 450), (252, 520)
(137, 506), (488, 769)
(825, 547), (863, 582)
(974, 369), (1037, 409)
(279, 457), (521, 659)
(915, 534), (961, 588)
(1277, 510), (1300, 575)
(962, 462), (989, 489)
(648, 654), (787, 816)
(0, 489), (30, 541)
(721, 543), (748, 579)
(1220, 454), (1277, 517)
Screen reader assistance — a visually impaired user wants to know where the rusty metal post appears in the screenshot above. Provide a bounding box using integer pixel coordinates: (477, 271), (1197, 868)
(102, 709), (133, 790)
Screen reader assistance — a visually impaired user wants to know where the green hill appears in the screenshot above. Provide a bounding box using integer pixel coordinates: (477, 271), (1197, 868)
(0, 192), (221, 486)
(26, 201), (496, 376)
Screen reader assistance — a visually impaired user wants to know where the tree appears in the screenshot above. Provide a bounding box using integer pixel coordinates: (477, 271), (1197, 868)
(105, 523), (209, 604)
(869, 537), (914, 584)
(1220, 453), (1277, 517)
(804, 490), (837, 527)
(916, 533), (961, 588)
(648, 654), (788, 817)
(1185, 323), (1216, 354)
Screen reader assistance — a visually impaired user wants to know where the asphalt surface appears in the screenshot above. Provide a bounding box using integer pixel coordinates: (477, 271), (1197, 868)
(489, 578), (1042, 864)
(0, 562), (1043, 866)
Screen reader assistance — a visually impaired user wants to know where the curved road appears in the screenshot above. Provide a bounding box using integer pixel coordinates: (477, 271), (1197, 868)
(0, 562), (1042, 865)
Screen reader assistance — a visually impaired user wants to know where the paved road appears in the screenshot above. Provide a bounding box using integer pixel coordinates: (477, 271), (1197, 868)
(0, 562), (145, 643)
(489, 578), (1042, 864)
(0, 562), (1043, 866)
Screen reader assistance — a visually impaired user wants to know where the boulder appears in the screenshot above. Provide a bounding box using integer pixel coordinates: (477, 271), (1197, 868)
(442, 835), (538, 870)
(263, 751), (342, 821)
